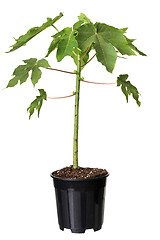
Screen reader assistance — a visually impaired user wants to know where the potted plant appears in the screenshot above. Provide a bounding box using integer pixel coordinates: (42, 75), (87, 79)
(6, 12), (146, 233)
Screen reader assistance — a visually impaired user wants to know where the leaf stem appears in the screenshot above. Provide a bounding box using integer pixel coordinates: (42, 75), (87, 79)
(81, 53), (96, 68)
(47, 80), (115, 99)
(81, 80), (116, 85)
(48, 94), (74, 99)
(79, 42), (93, 62)
(46, 67), (76, 74)
(51, 24), (59, 32)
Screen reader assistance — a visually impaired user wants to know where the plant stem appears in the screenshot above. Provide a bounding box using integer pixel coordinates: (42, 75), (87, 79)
(51, 24), (59, 32)
(73, 55), (81, 169)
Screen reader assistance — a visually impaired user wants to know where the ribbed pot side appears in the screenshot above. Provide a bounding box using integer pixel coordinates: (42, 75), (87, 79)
(51, 173), (109, 233)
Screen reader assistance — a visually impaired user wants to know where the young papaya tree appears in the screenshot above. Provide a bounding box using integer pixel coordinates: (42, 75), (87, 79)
(6, 13), (146, 169)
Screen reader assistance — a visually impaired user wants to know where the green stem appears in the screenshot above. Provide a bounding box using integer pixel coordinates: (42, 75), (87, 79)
(51, 24), (59, 32)
(73, 54), (81, 169)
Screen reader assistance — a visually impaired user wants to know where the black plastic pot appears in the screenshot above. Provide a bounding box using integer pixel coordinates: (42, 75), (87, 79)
(50, 172), (109, 233)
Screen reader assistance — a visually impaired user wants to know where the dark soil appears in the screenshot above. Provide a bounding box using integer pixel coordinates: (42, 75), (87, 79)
(51, 165), (108, 179)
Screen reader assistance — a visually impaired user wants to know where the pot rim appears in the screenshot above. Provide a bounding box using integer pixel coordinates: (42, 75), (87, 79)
(50, 172), (109, 181)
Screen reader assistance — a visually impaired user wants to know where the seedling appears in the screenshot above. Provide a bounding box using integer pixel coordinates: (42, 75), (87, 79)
(6, 13), (146, 169)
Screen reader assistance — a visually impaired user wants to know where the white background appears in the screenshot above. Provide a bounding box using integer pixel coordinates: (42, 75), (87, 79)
(0, 0), (160, 239)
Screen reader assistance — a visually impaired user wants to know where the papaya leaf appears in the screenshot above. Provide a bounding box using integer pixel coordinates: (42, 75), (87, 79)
(117, 74), (141, 106)
(27, 89), (47, 119)
(7, 13), (63, 53)
(7, 58), (50, 87)
(76, 21), (146, 72)
(76, 23), (117, 72)
(56, 28), (78, 62)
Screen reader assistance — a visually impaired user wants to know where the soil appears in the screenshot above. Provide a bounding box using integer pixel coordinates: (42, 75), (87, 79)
(51, 165), (108, 180)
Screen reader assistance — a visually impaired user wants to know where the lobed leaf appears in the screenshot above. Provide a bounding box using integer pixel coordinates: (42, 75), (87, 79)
(117, 74), (141, 106)
(7, 58), (50, 87)
(76, 22), (146, 73)
(27, 89), (47, 119)
(76, 23), (117, 72)
(7, 13), (63, 53)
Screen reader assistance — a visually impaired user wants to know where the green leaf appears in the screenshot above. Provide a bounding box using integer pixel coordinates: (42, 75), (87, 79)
(78, 13), (91, 23)
(76, 23), (117, 72)
(7, 13), (63, 53)
(76, 21), (146, 72)
(117, 74), (141, 106)
(27, 89), (47, 119)
(56, 28), (78, 62)
(7, 58), (50, 87)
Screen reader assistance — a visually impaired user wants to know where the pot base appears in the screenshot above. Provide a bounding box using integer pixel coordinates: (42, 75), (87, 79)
(60, 225), (101, 233)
